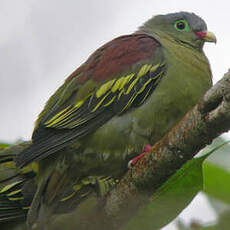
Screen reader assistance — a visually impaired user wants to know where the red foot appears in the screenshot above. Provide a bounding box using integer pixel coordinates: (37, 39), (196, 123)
(128, 144), (152, 168)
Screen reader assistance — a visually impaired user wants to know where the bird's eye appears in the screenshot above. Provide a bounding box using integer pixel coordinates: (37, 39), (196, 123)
(174, 19), (189, 32)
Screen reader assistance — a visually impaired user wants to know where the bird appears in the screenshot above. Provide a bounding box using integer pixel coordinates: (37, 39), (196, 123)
(3, 11), (216, 229)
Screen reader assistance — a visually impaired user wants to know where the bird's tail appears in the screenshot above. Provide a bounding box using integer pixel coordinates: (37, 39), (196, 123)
(0, 142), (37, 223)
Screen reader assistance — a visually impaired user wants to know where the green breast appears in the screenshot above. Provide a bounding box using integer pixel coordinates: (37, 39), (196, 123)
(132, 38), (212, 144)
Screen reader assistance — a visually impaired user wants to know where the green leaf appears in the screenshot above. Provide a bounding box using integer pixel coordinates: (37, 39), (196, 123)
(203, 162), (230, 205)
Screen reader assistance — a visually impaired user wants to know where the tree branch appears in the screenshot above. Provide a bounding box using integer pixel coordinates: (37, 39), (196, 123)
(62, 69), (230, 230)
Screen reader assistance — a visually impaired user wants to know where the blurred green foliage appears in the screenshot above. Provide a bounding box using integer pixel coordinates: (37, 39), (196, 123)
(0, 143), (11, 150)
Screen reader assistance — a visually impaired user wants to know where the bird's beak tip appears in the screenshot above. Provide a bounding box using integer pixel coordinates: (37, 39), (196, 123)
(204, 31), (217, 44)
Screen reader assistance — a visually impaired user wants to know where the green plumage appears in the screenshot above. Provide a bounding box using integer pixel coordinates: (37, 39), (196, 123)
(0, 142), (35, 226)
(1, 12), (216, 228)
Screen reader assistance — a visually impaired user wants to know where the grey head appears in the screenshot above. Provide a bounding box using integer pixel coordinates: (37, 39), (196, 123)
(139, 11), (216, 49)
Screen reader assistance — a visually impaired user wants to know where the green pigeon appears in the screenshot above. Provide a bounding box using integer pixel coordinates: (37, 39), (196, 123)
(5, 11), (216, 228)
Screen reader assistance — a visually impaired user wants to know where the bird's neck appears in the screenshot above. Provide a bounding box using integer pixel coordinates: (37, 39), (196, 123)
(149, 30), (210, 71)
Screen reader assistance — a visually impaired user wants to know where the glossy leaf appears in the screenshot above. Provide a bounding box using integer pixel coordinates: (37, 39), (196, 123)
(203, 162), (230, 205)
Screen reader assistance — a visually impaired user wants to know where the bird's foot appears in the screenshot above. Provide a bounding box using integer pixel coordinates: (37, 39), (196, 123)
(128, 144), (152, 168)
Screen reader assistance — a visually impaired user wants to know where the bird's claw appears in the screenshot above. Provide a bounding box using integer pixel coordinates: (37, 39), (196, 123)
(128, 144), (152, 168)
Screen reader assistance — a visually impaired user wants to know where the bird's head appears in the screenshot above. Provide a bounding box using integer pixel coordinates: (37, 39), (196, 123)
(140, 12), (216, 50)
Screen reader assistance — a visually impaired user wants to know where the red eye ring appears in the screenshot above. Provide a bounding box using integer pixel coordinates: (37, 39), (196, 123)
(195, 31), (207, 39)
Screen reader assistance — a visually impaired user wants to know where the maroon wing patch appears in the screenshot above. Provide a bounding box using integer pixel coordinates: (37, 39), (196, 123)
(67, 34), (161, 84)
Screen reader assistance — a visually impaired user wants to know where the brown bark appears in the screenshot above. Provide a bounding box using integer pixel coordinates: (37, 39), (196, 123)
(84, 70), (230, 230)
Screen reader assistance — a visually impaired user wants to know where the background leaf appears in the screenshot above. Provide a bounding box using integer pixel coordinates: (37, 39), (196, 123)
(203, 162), (230, 205)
